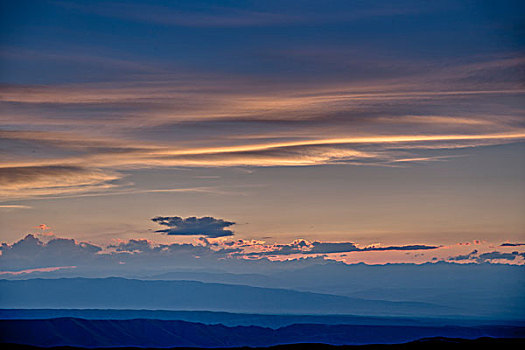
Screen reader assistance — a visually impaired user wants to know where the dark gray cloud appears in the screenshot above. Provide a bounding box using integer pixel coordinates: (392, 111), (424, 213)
(245, 240), (439, 256)
(152, 216), (235, 238)
(109, 239), (152, 252)
(500, 243), (525, 247)
(362, 244), (440, 252)
(308, 242), (359, 254)
(478, 251), (525, 262)
(109, 239), (241, 257)
(448, 250), (478, 261)
(446, 249), (525, 263)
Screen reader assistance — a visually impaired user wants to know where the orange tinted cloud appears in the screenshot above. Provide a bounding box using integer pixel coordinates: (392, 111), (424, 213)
(1, 55), (524, 200)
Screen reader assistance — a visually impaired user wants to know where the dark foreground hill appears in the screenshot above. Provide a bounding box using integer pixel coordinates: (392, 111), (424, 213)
(0, 318), (523, 348)
(2, 337), (525, 349)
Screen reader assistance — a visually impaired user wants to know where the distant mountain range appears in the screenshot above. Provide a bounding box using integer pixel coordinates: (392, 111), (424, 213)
(3, 262), (524, 319)
(1, 318), (523, 348)
(0, 277), (453, 317)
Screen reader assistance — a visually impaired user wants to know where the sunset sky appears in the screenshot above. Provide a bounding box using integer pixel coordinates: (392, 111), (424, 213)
(1, 0), (524, 268)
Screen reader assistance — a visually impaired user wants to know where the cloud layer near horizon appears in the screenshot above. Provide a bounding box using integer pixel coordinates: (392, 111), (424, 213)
(1, 233), (524, 274)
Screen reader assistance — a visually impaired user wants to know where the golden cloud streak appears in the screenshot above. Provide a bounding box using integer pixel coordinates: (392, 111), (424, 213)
(1, 132), (524, 171)
(157, 132), (525, 157)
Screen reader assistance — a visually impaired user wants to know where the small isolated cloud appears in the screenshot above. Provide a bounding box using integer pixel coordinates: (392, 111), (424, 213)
(152, 216), (235, 238)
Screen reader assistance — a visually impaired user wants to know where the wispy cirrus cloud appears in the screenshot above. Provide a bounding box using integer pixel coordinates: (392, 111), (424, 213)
(1, 54), (524, 200)
(0, 205), (32, 211)
(0, 166), (122, 200)
(2, 129), (524, 200)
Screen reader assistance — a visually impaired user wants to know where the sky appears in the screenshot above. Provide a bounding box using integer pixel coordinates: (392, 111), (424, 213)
(1, 0), (524, 269)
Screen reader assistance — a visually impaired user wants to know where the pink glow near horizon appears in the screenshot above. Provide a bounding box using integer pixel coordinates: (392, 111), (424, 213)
(0, 266), (77, 275)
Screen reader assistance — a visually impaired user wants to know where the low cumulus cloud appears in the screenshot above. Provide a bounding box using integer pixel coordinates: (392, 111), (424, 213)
(0, 234), (102, 270)
(1, 233), (524, 274)
(108, 238), (240, 256)
(110, 239), (153, 253)
(152, 216), (236, 238)
(0, 234), (239, 272)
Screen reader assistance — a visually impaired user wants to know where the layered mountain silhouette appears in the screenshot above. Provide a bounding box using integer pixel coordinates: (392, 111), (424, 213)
(0, 278), (452, 316)
(4, 309), (504, 328)
(4, 262), (523, 319)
